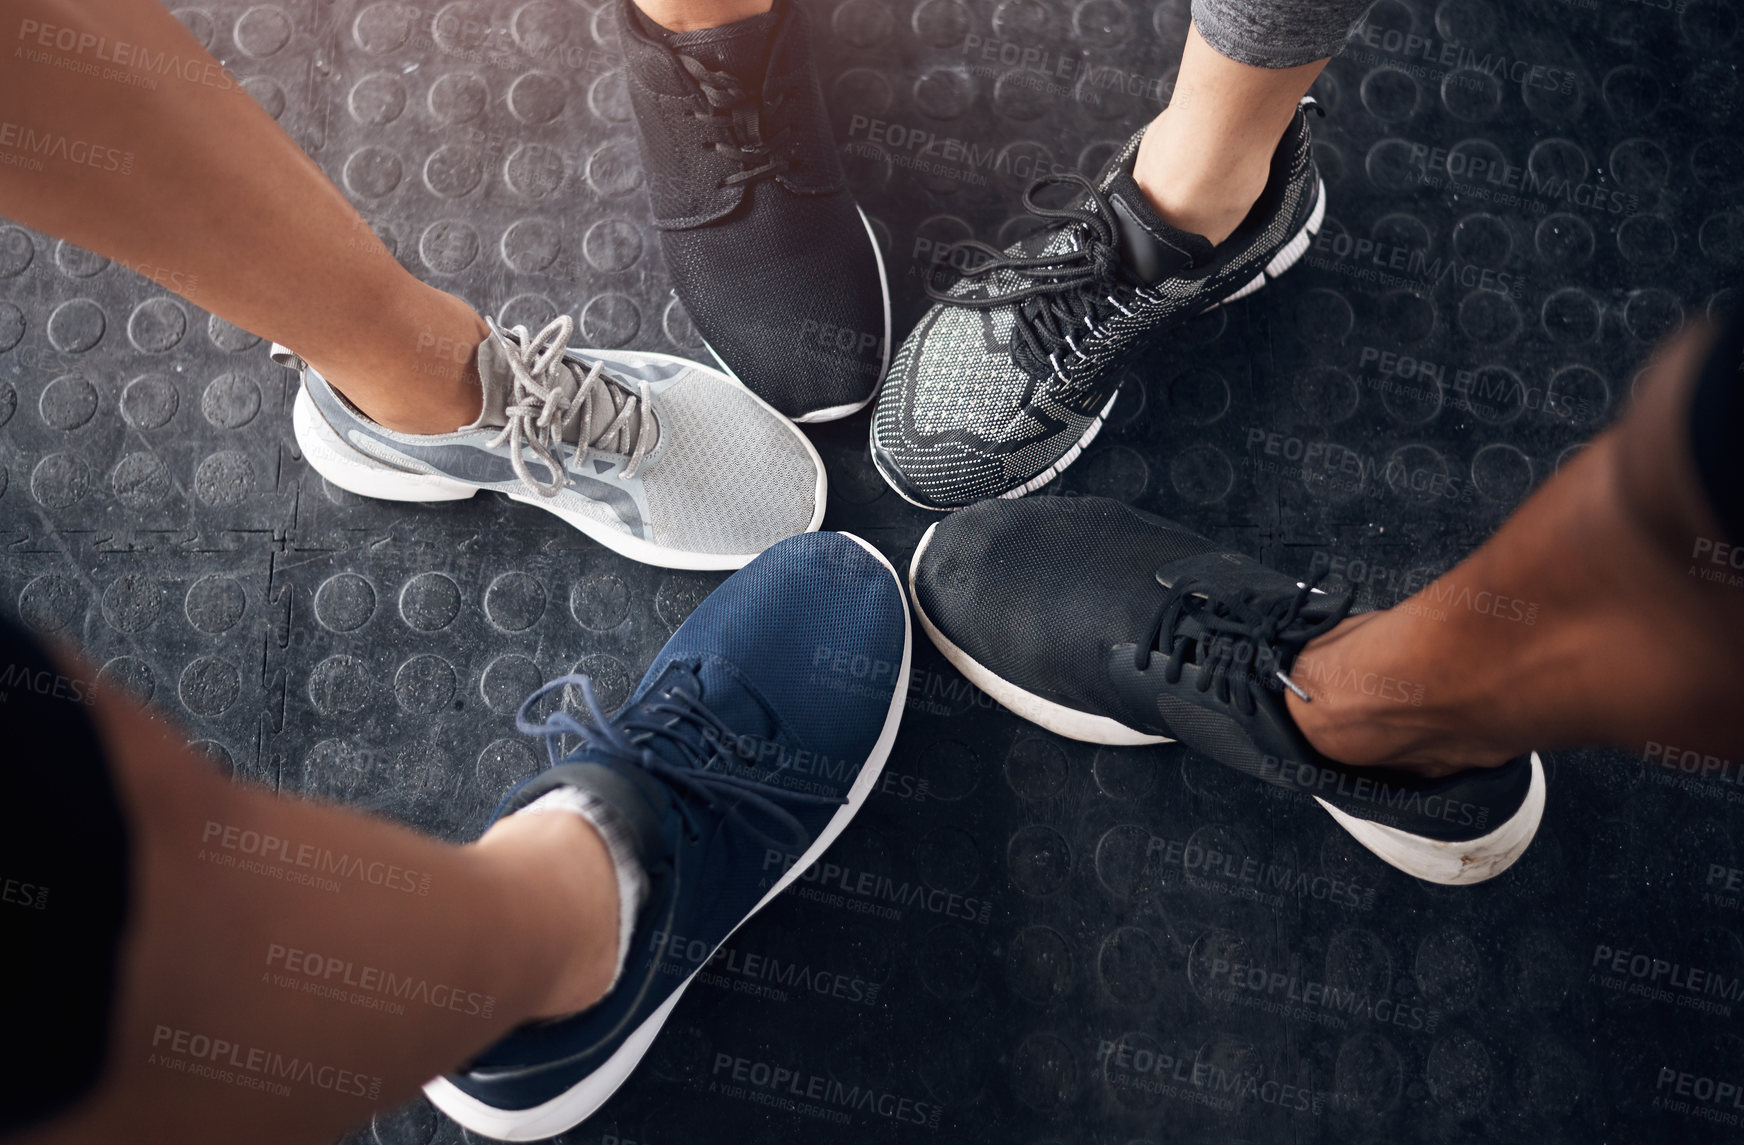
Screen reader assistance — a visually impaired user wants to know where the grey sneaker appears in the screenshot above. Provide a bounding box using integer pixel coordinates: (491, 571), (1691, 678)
(277, 316), (826, 569)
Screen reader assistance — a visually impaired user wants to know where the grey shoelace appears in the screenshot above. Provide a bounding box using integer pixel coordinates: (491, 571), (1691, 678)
(487, 316), (656, 497)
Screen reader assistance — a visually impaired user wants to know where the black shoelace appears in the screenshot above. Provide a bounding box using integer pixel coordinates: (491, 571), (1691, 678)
(679, 55), (796, 188)
(515, 671), (841, 849)
(924, 172), (1159, 382)
(1138, 573), (1352, 714)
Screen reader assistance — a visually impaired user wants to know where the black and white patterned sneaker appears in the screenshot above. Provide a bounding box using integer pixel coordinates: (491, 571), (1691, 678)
(617, 0), (891, 423)
(908, 497), (1546, 885)
(872, 99), (1326, 510)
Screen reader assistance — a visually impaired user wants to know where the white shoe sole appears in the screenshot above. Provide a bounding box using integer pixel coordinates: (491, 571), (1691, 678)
(1314, 754), (1546, 886)
(1214, 174), (1327, 305)
(423, 533), (911, 1140)
(701, 206), (893, 424)
(290, 351), (828, 572)
(906, 522), (1543, 885)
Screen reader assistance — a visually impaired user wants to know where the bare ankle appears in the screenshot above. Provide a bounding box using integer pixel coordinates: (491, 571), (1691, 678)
(1133, 112), (1272, 246)
(297, 295), (488, 434)
(633, 0), (771, 33)
(474, 812), (620, 1019)
(318, 354), (482, 435)
(1285, 614), (1515, 777)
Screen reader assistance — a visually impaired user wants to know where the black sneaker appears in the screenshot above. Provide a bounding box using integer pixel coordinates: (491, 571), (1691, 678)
(872, 99), (1326, 510)
(617, 0), (890, 422)
(908, 497), (1545, 885)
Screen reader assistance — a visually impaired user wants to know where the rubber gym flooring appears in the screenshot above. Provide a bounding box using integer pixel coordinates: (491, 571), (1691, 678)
(2, 0), (1742, 1141)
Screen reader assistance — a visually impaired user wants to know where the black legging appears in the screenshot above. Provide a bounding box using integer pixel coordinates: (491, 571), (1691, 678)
(1691, 305), (1744, 545)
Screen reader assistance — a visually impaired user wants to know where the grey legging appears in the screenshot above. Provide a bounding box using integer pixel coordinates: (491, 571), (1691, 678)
(1194, 0), (1377, 68)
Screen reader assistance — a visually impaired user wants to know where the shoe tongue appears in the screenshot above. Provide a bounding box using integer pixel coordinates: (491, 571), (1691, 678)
(1151, 567), (1346, 666)
(469, 330), (515, 427)
(689, 658), (779, 743)
(1102, 171), (1213, 285)
(466, 329), (657, 453)
(666, 8), (779, 88)
(633, 659), (786, 771)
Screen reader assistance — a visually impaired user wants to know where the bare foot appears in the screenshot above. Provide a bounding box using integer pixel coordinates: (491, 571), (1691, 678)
(1283, 323), (1744, 778)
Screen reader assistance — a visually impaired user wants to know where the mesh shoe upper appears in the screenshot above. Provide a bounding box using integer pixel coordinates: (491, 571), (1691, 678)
(447, 532), (907, 1110)
(873, 104), (1321, 509)
(291, 324), (821, 559)
(618, 0), (887, 419)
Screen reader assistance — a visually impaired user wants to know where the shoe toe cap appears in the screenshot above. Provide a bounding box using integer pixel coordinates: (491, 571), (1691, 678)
(641, 371), (823, 557)
(675, 531), (908, 750)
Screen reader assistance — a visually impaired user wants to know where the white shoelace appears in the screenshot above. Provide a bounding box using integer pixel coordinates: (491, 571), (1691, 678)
(486, 315), (657, 498)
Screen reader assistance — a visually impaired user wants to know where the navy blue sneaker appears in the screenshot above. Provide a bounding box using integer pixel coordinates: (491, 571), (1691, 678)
(424, 531), (910, 1139)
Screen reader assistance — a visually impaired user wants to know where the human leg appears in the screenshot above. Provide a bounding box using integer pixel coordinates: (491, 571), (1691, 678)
(1288, 315), (1744, 776)
(0, 0), (485, 433)
(631, 0), (770, 33)
(1134, 25), (1329, 244)
(9, 632), (620, 1145)
(10, 530), (911, 1144)
(871, 0), (1371, 506)
(3, 3), (829, 568)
